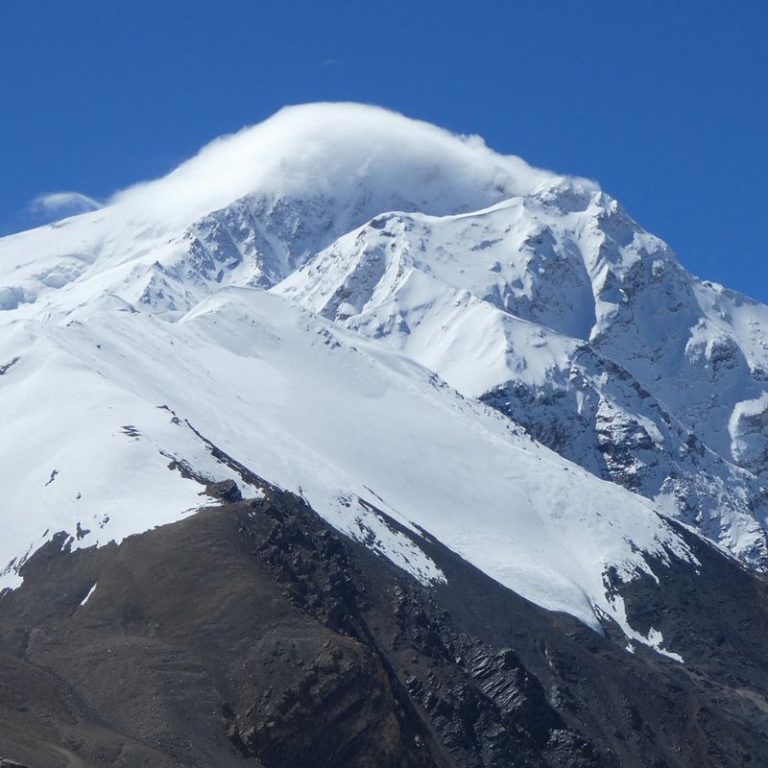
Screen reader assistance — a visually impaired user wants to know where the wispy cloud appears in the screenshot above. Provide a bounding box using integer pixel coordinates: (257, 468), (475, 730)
(30, 191), (102, 216)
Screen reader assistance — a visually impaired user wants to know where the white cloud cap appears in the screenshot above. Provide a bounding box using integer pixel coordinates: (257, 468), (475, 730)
(112, 102), (598, 224)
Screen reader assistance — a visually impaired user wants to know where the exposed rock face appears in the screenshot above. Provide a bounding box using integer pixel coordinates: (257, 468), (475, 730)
(207, 478), (243, 503)
(2, 490), (768, 767)
(480, 348), (768, 567)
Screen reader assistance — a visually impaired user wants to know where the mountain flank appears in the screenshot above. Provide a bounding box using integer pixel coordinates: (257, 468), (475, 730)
(2, 487), (767, 767)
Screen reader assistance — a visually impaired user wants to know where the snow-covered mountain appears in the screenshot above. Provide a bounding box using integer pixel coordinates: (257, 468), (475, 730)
(4, 102), (768, 767)
(2, 102), (767, 632)
(276, 183), (768, 568)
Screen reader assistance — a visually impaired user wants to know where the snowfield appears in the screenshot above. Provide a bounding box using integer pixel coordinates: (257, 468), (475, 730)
(1, 103), (766, 661)
(0, 288), (696, 650)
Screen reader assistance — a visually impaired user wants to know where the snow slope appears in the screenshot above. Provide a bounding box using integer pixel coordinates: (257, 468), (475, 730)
(276, 191), (768, 567)
(0, 288), (695, 650)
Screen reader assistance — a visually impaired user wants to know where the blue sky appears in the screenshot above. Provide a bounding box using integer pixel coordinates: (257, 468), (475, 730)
(1, 1), (766, 298)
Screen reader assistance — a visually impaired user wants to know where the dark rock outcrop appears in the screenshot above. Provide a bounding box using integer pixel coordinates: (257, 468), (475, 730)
(207, 479), (243, 503)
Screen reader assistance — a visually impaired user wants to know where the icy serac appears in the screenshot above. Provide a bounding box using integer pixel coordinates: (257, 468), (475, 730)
(0, 103), (765, 656)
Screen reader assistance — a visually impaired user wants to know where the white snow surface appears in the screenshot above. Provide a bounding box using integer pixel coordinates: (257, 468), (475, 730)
(0, 286), (695, 643)
(79, 582), (98, 607)
(276, 194), (768, 567)
(4, 102), (762, 660)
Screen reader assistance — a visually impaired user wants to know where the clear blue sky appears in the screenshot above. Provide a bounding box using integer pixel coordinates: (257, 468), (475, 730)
(1, 1), (766, 298)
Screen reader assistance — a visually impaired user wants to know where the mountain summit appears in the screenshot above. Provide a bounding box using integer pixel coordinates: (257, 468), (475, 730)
(2, 104), (768, 767)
